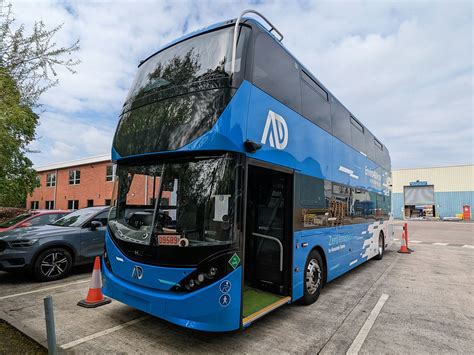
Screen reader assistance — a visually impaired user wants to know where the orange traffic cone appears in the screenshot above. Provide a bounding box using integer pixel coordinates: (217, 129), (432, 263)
(398, 223), (411, 254)
(78, 256), (111, 308)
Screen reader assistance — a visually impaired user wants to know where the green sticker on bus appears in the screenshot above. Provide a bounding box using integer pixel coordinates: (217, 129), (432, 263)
(228, 253), (240, 269)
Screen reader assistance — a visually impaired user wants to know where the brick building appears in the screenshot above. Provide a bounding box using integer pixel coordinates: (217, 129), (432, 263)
(26, 155), (114, 210)
(27, 155), (168, 210)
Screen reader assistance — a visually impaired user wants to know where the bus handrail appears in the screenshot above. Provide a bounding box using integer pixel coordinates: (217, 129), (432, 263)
(231, 9), (284, 77)
(252, 232), (283, 271)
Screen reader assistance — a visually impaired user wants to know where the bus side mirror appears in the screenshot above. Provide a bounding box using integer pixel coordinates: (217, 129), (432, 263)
(244, 140), (262, 153)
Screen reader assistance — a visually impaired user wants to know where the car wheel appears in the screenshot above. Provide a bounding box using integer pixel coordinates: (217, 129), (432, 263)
(33, 248), (72, 282)
(374, 233), (384, 260)
(299, 249), (324, 305)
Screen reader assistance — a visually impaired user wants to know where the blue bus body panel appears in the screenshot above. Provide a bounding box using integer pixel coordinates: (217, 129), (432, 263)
(103, 233), (242, 332)
(292, 221), (383, 301)
(114, 81), (390, 195)
(104, 234), (196, 291)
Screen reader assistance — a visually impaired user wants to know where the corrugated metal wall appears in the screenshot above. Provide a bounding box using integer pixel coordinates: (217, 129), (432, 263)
(392, 191), (473, 219)
(392, 165), (474, 193)
(391, 165), (473, 220)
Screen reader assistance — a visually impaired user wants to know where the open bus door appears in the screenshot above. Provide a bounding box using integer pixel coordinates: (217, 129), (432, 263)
(242, 163), (293, 327)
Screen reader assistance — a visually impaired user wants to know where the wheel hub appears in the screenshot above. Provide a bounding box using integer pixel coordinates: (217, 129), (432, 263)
(305, 259), (321, 295)
(41, 252), (68, 277)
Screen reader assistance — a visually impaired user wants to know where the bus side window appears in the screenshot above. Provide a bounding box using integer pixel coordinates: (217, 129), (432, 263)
(301, 71), (332, 133)
(330, 100), (351, 146)
(252, 32), (301, 114)
(294, 174), (332, 230)
(350, 116), (365, 153)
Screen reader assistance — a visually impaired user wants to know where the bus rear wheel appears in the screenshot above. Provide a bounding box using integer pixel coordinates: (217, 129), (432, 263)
(300, 250), (324, 305)
(374, 233), (384, 260)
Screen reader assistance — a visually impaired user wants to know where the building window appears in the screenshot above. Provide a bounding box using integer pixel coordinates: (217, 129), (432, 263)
(45, 201), (55, 210)
(46, 173), (56, 187)
(69, 170), (80, 185)
(30, 201), (39, 210)
(87, 199), (94, 207)
(105, 199), (111, 206)
(68, 200), (79, 210)
(106, 165), (116, 182)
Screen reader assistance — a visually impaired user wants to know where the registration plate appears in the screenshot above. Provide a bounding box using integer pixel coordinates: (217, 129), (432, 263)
(158, 235), (181, 246)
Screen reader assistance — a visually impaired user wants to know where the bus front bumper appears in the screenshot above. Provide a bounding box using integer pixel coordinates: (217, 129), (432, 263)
(102, 263), (242, 332)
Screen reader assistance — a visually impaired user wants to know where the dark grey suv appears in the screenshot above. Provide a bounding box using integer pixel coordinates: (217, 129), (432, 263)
(0, 206), (109, 281)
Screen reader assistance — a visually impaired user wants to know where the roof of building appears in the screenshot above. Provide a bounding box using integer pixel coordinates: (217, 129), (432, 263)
(393, 164), (473, 171)
(35, 154), (111, 172)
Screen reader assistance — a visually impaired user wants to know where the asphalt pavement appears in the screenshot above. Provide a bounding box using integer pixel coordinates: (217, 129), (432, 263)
(0, 220), (472, 354)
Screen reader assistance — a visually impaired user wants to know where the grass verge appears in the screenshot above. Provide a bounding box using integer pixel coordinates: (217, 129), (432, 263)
(0, 319), (46, 354)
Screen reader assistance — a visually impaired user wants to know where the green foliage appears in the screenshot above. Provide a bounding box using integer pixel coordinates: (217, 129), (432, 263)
(0, 3), (80, 106)
(0, 68), (39, 207)
(0, 3), (81, 207)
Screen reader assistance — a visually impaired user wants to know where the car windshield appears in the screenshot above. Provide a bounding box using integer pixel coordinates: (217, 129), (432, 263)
(0, 213), (32, 228)
(52, 209), (99, 227)
(109, 154), (237, 247)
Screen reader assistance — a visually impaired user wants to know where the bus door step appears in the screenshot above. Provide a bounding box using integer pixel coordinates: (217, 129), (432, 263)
(242, 296), (291, 328)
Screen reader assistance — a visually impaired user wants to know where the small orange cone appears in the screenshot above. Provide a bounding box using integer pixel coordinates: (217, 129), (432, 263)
(398, 223), (411, 254)
(78, 256), (111, 308)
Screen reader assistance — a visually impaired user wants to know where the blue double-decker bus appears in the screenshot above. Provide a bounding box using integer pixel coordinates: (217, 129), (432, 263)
(103, 10), (393, 332)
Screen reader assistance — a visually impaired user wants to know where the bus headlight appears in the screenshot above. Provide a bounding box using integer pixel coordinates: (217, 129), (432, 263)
(175, 251), (240, 293)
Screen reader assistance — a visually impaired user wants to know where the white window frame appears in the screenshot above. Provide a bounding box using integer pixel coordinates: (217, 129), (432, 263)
(106, 164), (116, 182)
(46, 173), (56, 187)
(69, 170), (80, 185)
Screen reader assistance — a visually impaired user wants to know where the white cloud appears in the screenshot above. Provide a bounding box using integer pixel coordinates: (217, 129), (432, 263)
(10, 0), (472, 169)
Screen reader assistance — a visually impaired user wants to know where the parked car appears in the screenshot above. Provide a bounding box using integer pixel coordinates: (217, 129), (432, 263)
(0, 210), (70, 233)
(0, 206), (109, 281)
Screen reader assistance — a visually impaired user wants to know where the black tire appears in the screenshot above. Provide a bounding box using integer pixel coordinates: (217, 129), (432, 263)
(299, 249), (324, 305)
(374, 233), (384, 260)
(33, 248), (73, 282)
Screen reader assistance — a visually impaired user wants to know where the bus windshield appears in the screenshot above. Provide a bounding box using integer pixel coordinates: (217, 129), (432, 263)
(125, 26), (236, 104)
(109, 154), (238, 249)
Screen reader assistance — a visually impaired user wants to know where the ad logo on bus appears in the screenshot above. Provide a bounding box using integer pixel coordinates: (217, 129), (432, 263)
(261, 110), (288, 150)
(131, 265), (143, 280)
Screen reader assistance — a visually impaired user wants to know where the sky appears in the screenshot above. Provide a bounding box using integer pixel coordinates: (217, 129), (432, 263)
(10, 0), (474, 169)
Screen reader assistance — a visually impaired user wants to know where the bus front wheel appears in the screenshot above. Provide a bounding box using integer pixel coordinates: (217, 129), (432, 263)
(300, 250), (324, 305)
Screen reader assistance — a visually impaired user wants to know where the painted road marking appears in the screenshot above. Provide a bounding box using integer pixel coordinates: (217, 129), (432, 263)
(60, 315), (151, 350)
(410, 240), (423, 243)
(346, 294), (389, 355)
(0, 279), (89, 300)
(432, 242), (449, 246)
(462, 245), (474, 249)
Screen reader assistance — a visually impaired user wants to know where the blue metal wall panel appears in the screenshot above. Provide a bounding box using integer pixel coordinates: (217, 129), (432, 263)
(391, 191), (473, 219)
(435, 191), (473, 219)
(392, 193), (404, 219)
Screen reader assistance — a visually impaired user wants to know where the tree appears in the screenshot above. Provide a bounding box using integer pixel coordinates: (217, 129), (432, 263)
(0, 3), (80, 106)
(0, 3), (80, 206)
(0, 68), (39, 207)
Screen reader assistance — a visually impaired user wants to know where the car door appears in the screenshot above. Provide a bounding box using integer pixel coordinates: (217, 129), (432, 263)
(79, 210), (109, 263)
